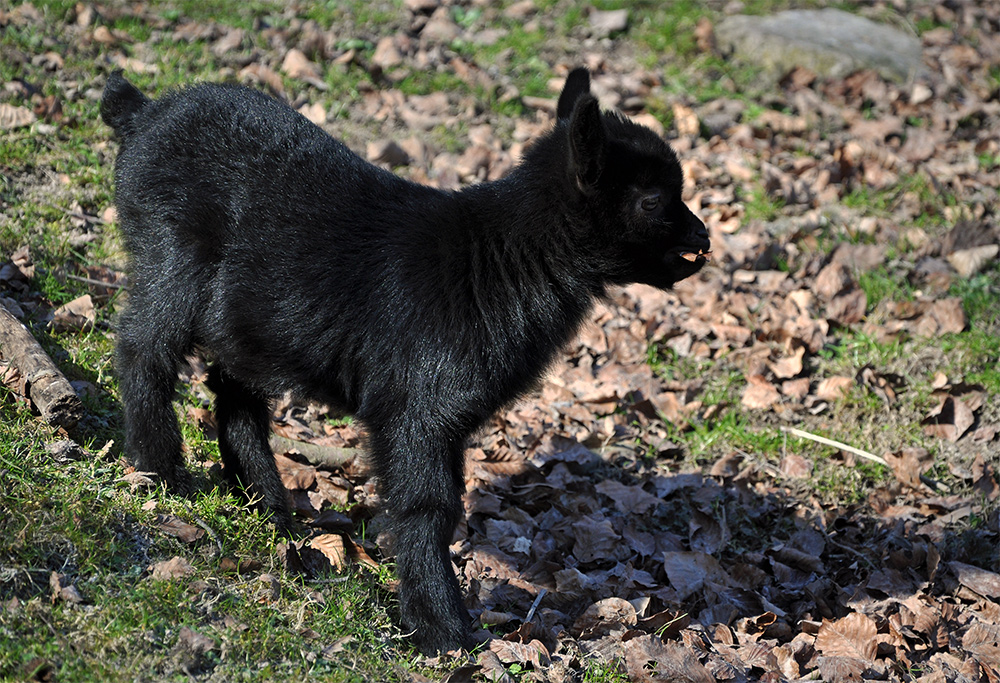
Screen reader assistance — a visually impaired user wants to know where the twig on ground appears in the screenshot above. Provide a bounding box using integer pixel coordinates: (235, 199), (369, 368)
(64, 273), (127, 290)
(524, 587), (547, 623)
(190, 515), (223, 555)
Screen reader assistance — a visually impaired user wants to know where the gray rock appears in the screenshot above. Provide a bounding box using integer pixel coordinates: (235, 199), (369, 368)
(716, 9), (923, 83)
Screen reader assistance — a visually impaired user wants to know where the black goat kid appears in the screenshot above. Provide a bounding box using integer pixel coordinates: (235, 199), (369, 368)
(101, 68), (710, 653)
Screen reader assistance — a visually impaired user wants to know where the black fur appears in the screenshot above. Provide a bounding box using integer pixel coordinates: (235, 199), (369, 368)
(101, 67), (709, 653)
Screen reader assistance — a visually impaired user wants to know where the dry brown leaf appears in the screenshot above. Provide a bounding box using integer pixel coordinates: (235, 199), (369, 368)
(672, 104), (700, 138)
(488, 638), (551, 668)
(50, 294), (96, 332)
(310, 534), (349, 571)
(962, 622), (1000, 663)
(814, 262), (852, 300)
(148, 556), (195, 581)
(742, 374), (780, 410)
(815, 613), (878, 661)
(594, 479), (659, 515)
(780, 453), (813, 479)
(49, 572), (82, 604)
(281, 48), (320, 80)
(177, 626), (215, 654)
(0, 103), (37, 131)
(624, 635), (715, 683)
(572, 515), (624, 564)
(815, 376), (854, 402)
(768, 346), (805, 379)
(662, 551), (730, 601)
(947, 244), (998, 278)
(298, 102), (326, 126)
(274, 453), (317, 490)
(156, 514), (205, 544)
(826, 288), (867, 325)
(922, 395), (975, 442)
(817, 656), (868, 682)
(883, 448), (934, 490)
(950, 562), (1000, 600)
(689, 508), (729, 555)
(572, 597), (637, 637)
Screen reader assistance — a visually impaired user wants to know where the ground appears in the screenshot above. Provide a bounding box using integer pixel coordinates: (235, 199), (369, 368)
(0, 1), (998, 682)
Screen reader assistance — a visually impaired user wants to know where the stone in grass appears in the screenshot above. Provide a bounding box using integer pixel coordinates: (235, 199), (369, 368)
(715, 9), (923, 84)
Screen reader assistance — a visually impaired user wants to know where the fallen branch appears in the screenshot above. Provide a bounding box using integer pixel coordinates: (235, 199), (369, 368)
(269, 434), (362, 469)
(0, 301), (83, 429)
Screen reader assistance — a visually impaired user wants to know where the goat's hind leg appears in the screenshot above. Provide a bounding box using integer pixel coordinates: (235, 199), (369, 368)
(207, 366), (292, 533)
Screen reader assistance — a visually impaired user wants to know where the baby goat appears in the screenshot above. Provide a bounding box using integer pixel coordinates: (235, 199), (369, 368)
(101, 67), (710, 653)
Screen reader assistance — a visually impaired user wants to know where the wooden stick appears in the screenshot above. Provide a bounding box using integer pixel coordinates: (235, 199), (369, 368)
(0, 301), (84, 429)
(780, 425), (948, 492)
(779, 426), (888, 466)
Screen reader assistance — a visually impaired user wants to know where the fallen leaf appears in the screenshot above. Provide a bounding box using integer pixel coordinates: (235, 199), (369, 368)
(815, 613), (877, 661)
(662, 551), (730, 601)
(922, 395), (975, 442)
(310, 534), (349, 571)
(156, 514), (206, 543)
(815, 376), (854, 401)
(883, 448), (933, 490)
(177, 626), (215, 654)
(947, 244), (998, 278)
(742, 374), (780, 409)
(274, 453), (316, 490)
(624, 635), (714, 683)
(149, 556), (195, 581)
(50, 294), (96, 332)
(950, 562), (1000, 599)
(0, 103), (37, 131)
(49, 572), (82, 604)
(780, 453), (813, 479)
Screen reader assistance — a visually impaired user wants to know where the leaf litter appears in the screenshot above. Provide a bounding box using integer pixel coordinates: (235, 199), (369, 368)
(1, 0), (998, 680)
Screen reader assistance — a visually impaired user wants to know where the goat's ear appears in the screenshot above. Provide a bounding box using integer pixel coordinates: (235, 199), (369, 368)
(568, 94), (605, 192)
(557, 68), (591, 121)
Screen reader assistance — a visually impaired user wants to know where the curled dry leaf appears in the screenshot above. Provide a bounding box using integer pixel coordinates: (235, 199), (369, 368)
(488, 638), (551, 668)
(49, 572), (82, 604)
(949, 562), (1000, 600)
(572, 597), (637, 637)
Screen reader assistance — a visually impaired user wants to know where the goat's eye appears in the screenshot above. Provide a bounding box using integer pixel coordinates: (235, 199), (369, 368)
(640, 194), (661, 213)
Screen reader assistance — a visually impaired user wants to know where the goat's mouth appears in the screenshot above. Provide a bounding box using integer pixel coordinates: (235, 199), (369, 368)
(677, 248), (712, 263)
(668, 245), (712, 265)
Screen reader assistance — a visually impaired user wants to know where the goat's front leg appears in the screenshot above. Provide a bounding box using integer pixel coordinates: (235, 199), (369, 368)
(369, 422), (471, 653)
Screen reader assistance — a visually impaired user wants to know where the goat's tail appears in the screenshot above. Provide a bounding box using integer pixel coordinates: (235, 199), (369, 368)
(100, 70), (150, 136)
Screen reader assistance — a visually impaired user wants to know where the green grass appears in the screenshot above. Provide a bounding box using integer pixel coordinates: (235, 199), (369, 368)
(0, 405), (426, 682)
